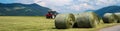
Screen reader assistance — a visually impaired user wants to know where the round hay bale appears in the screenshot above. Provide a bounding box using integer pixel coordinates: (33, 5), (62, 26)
(95, 14), (104, 25)
(98, 17), (104, 24)
(114, 13), (120, 23)
(76, 12), (99, 28)
(103, 13), (117, 23)
(73, 14), (80, 28)
(55, 13), (75, 29)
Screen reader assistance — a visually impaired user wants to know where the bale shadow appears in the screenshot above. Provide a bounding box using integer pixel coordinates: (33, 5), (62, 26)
(73, 24), (95, 29)
(52, 27), (68, 29)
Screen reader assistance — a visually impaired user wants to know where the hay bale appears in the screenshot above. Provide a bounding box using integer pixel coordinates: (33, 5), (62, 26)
(73, 14), (80, 28)
(114, 13), (120, 23)
(76, 12), (100, 28)
(98, 17), (104, 24)
(94, 14), (104, 25)
(55, 13), (75, 29)
(103, 13), (118, 23)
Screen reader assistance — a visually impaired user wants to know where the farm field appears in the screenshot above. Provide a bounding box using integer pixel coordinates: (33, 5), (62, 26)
(0, 16), (119, 31)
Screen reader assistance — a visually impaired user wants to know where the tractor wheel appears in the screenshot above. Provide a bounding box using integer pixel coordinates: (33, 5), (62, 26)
(76, 12), (99, 28)
(55, 13), (75, 29)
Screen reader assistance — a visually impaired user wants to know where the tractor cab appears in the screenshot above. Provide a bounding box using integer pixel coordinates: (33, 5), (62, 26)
(46, 10), (59, 19)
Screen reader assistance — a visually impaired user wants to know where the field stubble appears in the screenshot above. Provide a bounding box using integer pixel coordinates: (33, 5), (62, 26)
(0, 16), (118, 31)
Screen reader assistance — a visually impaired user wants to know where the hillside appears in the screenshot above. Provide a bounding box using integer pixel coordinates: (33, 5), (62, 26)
(0, 3), (51, 16)
(94, 6), (120, 17)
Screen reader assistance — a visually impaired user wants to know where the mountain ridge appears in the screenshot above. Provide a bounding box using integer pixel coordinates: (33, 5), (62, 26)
(0, 3), (51, 16)
(94, 6), (120, 17)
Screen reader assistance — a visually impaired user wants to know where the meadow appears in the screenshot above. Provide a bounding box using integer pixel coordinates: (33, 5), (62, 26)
(0, 16), (118, 31)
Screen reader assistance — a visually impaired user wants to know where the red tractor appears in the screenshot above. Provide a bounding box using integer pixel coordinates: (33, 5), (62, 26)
(46, 11), (58, 19)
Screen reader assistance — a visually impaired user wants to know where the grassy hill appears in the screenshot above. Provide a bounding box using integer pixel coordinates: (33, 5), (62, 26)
(0, 3), (51, 16)
(95, 6), (120, 17)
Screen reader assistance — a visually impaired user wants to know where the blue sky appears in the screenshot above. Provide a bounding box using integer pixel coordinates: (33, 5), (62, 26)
(0, 0), (120, 13)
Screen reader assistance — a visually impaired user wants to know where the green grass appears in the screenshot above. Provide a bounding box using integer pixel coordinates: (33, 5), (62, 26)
(0, 16), (118, 31)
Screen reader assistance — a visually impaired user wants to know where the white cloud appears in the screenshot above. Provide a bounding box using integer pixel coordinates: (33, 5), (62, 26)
(79, 3), (95, 10)
(35, 0), (120, 13)
(78, 0), (90, 2)
(35, 0), (72, 6)
(36, 1), (46, 7)
(11, 0), (120, 13)
(96, 0), (117, 6)
(34, 0), (41, 3)
(14, 0), (34, 4)
(68, 3), (95, 12)
(36, 0), (95, 12)
(68, 5), (80, 11)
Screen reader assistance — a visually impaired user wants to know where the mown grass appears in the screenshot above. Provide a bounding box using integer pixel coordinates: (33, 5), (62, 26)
(0, 16), (118, 31)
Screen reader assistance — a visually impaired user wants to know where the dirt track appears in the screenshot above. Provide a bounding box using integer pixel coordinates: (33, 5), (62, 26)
(99, 24), (120, 31)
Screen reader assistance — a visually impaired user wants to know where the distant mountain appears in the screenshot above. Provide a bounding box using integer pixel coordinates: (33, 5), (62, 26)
(0, 3), (51, 16)
(84, 10), (95, 12)
(94, 6), (120, 17)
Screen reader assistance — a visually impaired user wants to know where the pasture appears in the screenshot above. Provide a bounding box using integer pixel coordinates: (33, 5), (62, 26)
(0, 16), (118, 31)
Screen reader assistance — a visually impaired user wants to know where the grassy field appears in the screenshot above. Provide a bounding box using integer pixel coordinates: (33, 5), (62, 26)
(0, 16), (118, 31)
